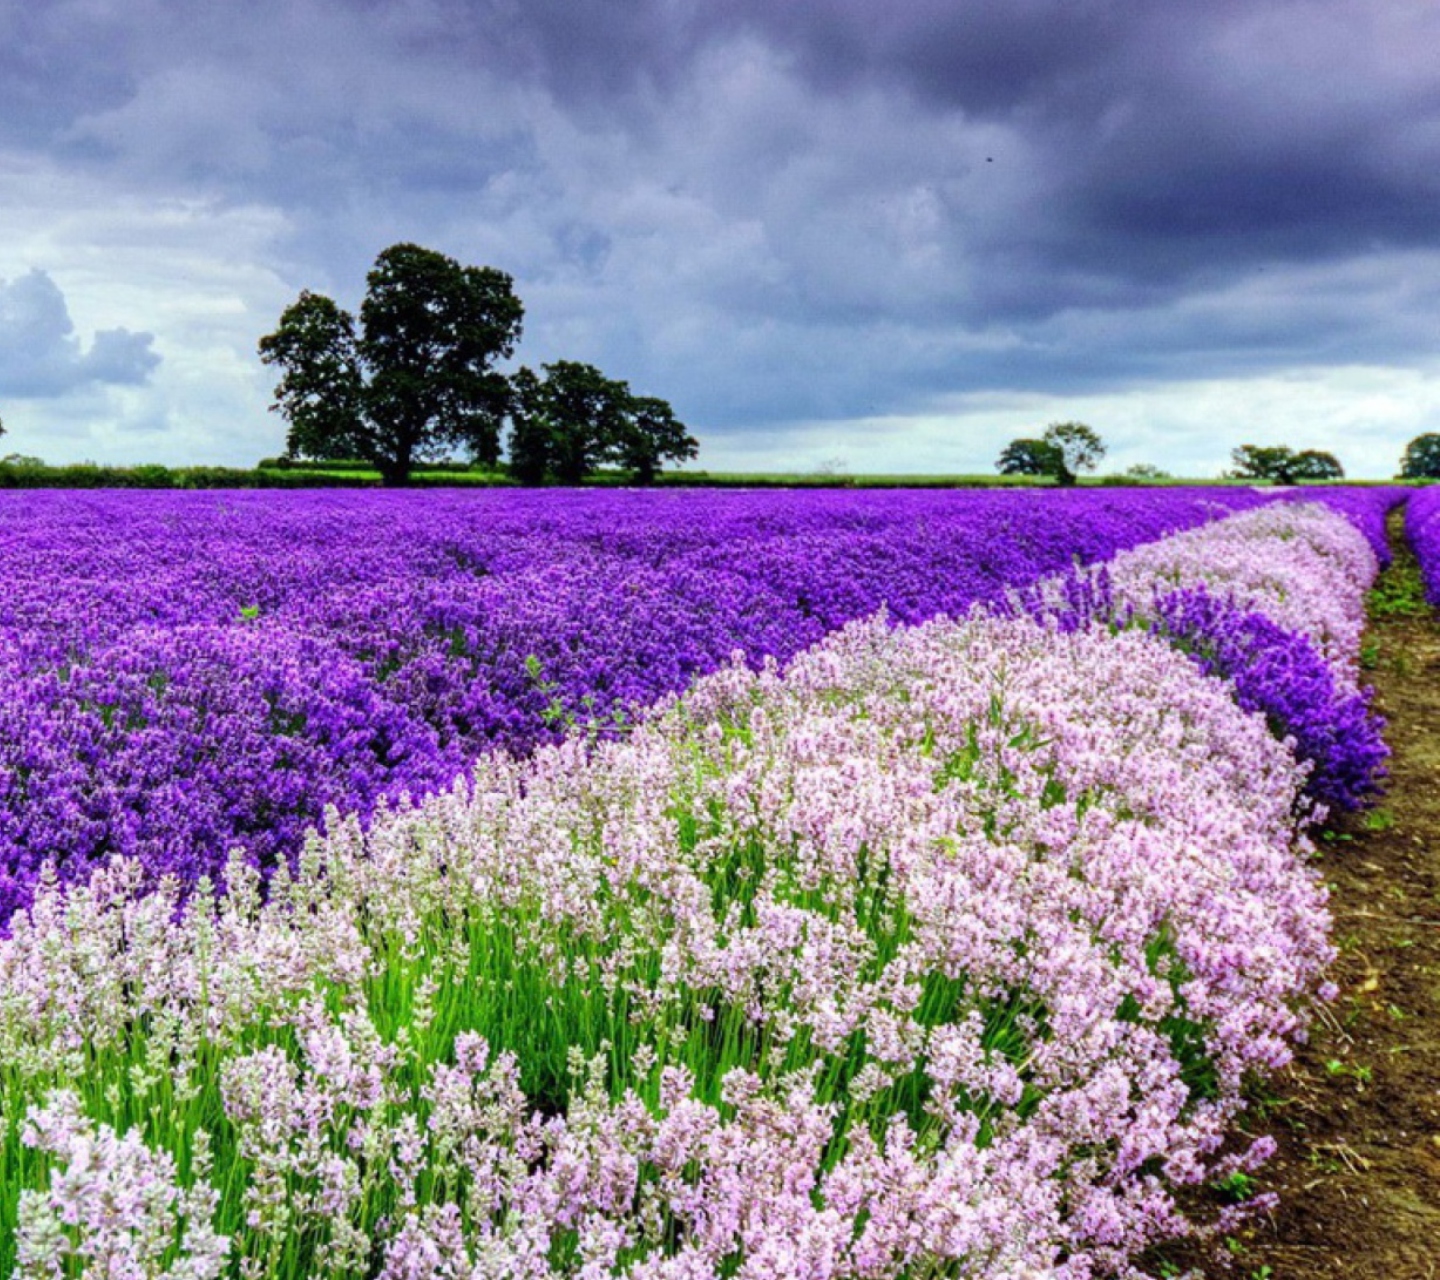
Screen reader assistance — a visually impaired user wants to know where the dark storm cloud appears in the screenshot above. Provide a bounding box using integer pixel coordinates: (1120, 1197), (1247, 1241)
(3, 0), (1438, 459)
(0, 271), (160, 397)
(13, 1), (1436, 286)
(407, 0), (1440, 393)
(723, 0), (1440, 293)
(0, 3), (137, 145)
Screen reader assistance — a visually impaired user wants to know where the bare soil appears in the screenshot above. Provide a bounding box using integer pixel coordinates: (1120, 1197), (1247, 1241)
(1154, 513), (1440, 1278)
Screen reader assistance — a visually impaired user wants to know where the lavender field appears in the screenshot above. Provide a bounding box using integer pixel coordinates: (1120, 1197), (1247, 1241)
(0, 486), (1405, 1278)
(0, 486), (1294, 922)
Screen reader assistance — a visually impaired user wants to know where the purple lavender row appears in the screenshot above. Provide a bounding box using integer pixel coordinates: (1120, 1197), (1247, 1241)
(0, 486), (1336, 921)
(1015, 494), (1398, 817)
(1108, 499), (1395, 817)
(1405, 484), (1440, 603)
(1275, 484), (1403, 567)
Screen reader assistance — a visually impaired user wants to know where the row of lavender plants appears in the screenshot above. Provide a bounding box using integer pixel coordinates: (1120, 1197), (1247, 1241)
(1017, 494), (1394, 815)
(0, 495), (1393, 1278)
(1404, 483), (1440, 604)
(1, 486), (1295, 921)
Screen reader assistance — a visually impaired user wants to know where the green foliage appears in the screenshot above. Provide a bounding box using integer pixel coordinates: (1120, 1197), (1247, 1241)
(1042, 421), (1106, 485)
(996, 422), (1106, 486)
(508, 361), (696, 485)
(0, 460), (179, 488)
(0, 461), (403, 489)
(1398, 432), (1440, 479)
(508, 361), (626, 485)
(259, 243), (523, 486)
(1366, 557), (1428, 618)
(996, 437), (1063, 479)
(1362, 806), (1395, 833)
(1228, 444), (1344, 484)
(1212, 1170), (1259, 1203)
(618, 394), (699, 484)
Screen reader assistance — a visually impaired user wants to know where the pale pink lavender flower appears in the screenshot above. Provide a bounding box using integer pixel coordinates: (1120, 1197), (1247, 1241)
(17, 1091), (229, 1279)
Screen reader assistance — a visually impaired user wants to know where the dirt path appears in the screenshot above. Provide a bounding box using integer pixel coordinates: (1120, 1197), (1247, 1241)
(1161, 512), (1440, 1278)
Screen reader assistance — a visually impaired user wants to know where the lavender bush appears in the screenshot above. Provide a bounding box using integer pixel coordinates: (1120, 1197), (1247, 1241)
(1150, 587), (1386, 814)
(0, 486), (1278, 919)
(1405, 484), (1440, 603)
(1276, 485), (1403, 568)
(1013, 497), (1394, 816)
(1105, 499), (1385, 677)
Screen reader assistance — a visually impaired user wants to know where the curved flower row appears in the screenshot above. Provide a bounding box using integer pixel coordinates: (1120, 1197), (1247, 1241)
(0, 499), (1384, 1279)
(1110, 500), (1391, 817)
(1, 487), (1281, 922)
(1276, 485), (1396, 570)
(1405, 484), (1440, 604)
(1013, 498), (1392, 815)
(1107, 501), (1380, 678)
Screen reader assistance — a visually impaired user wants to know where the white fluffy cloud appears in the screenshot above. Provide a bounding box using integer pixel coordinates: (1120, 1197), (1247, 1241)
(0, 269), (158, 397)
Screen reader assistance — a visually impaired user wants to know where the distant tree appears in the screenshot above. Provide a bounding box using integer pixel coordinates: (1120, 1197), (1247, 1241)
(996, 437), (1063, 479)
(1229, 444), (1344, 484)
(507, 362), (696, 485)
(996, 422), (1106, 486)
(507, 361), (630, 485)
(1229, 445), (1289, 482)
(1290, 449), (1344, 481)
(1043, 422), (1106, 486)
(258, 243), (523, 486)
(616, 395), (698, 484)
(1399, 433), (1440, 479)
(1125, 462), (1171, 479)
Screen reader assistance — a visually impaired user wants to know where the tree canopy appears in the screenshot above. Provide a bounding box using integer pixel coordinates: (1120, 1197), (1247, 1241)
(507, 361), (697, 485)
(260, 242), (698, 486)
(259, 243), (523, 486)
(996, 438), (1063, 479)
(996, 422), (1105, 486)
(508, 362), (627, 485)
(1399, 433), (1440, 480)
(617, 395), (699, 484)
(1229, 444), (1344, 484)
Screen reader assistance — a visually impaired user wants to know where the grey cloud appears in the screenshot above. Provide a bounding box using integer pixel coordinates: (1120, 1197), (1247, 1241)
(0, 270), (161, 397)
(5, 0), (1440, 459)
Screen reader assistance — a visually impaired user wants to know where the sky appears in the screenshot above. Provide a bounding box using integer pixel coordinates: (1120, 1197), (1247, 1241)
(1, 0), (1438, 479)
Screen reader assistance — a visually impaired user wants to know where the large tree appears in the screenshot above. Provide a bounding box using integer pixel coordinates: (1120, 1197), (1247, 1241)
(996, 437), (1063, 479)
(1229, 444), (1344, 484)
(615, 395), (699, 484)
(1042, 421), (1106, 486)
(996, 422), (1105, 486)
(1399, 433), (1440, 479)
(507, 362), (695, 485)
(258, 243), (523, 485)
